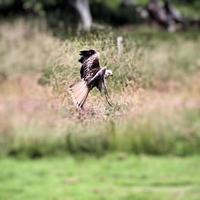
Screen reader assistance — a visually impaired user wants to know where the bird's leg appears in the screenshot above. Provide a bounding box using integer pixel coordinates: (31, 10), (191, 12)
(105, 94), (112, 107)
(102, 81), (112, 107)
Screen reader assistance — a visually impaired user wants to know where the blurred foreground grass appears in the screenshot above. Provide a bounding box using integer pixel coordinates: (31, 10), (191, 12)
(0, 154), (200, 200)
(1, 106), (200, 157)
(0, 18), (200, 157)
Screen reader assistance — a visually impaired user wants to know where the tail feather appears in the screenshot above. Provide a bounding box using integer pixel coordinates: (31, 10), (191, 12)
(69, 80), (89, 109)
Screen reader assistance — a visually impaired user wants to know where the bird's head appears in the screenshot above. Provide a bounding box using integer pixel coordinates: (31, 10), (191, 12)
(104, 69), (113, 79)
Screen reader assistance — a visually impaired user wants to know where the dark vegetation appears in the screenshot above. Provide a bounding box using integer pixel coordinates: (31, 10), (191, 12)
(0, 0), (200, 31)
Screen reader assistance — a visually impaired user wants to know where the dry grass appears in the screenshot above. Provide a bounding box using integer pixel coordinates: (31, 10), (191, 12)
(1, 72), (199, 127)
(0, 18), (200, 156)
(0, 18), (60, 74)
(0, 72), (200, 156)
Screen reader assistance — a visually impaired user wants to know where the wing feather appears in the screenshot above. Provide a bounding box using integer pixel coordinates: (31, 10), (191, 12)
(69, 50), (102, 109)
(80, 52), (101, 82)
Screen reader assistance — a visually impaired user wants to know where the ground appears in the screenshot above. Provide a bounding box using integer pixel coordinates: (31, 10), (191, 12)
(1, 155), (200, 200)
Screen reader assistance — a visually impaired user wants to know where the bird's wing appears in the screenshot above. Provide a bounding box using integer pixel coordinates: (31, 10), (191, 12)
(80, 53), (100, 82)
(69, 51), (100, 109)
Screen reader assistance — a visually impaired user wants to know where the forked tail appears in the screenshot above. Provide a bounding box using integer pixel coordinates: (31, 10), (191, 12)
(69, 79), (89, 109)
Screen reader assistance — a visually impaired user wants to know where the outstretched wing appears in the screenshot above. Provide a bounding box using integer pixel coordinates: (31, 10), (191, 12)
(80, 51), (100, 82)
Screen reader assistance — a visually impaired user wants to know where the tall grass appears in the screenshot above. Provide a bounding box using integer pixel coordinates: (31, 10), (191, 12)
(1, 19), (200, 89)
(1, 107), (200, 157)
(0, 19), (200, 158)
(39, 27), (200, 91)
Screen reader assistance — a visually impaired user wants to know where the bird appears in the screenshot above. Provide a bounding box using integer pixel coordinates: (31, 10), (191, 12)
(69, 49), (113, 109)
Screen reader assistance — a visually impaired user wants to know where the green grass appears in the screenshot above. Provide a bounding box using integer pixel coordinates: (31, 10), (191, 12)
(0, 154), (200, 200)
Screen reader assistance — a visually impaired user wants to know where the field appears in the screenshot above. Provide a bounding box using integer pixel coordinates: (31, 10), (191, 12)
(1, 155), (200, 200)
(0, 15), (200, 200)
(0, 18), (200, 157)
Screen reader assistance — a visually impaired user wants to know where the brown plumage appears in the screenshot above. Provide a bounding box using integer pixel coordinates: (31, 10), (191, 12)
(69, 49), (113, 109)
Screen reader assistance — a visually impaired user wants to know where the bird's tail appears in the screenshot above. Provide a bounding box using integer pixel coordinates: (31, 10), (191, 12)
(69, 79), (89, 109)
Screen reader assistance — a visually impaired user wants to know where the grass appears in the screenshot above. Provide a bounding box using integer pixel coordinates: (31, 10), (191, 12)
(1, 106), (200, 157)
(0, 18), (200, 157)
(1, 18), (200, 88)
(0, 12), (200, 200)
(0, 154), (200, 200)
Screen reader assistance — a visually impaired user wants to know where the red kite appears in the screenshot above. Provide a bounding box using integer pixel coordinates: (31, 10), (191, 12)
(69, 49), (113, 109)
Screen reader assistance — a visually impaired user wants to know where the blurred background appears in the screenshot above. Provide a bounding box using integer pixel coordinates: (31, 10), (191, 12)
(0, 0), (200, 200)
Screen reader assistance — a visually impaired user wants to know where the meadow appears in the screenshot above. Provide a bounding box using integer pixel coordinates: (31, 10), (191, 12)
(1, 154), (200, 200)
(0, 18), (200, 157)
(0, 16), (200, 200)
